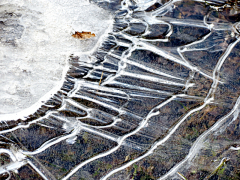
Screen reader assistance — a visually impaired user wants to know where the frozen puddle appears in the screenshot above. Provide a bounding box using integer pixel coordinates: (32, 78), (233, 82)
(0, 0), (112, 114)
(0, 0), (240, 179)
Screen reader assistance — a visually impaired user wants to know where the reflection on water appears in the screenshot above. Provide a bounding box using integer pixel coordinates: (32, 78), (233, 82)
(0, 0), (240, 179)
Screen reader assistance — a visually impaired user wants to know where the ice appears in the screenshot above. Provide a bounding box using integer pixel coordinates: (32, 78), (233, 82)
(0, 0), (112, 114)
(0, 0), (240, 179)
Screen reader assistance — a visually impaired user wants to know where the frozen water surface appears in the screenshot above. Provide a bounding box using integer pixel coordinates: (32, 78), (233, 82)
(0, 0), (240, 179)
(0, 0), (112, 114)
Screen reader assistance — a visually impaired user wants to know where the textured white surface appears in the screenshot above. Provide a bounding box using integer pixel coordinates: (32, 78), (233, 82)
(0, 0), (112, 114)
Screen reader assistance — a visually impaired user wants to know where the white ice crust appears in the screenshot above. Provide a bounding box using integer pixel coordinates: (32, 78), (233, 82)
(0, 0), (112, 114)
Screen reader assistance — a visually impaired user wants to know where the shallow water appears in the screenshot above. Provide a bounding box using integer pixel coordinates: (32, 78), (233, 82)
(0, 0), (240, 179)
